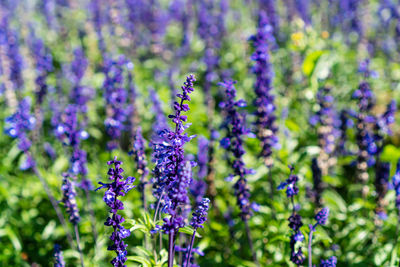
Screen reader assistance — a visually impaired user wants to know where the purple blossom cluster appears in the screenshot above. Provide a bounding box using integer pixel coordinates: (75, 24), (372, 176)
(55, 104), (89, 186)
(4, 97), (36, 170)
(70, 48), (93, 114)
(219, 80), (254, 221)
(310, 87), (340, 174)
(190, 197), (210, 229)
(352, 61), (377, 183)
(151, 75), (196, 233)
(309, 208), (333, 266)
(103, 55), (130, 150)
(278, 166), (300, 198)
(53, 244), (65, 267)
(0, 15), (24, 91)
(29, 33), (53, 105)
(320, 256), (337, 267)
(61, 173), (80, 225)
(132, 127), (149, 208)
(250, 11), (278, 167)
(279, 166), (305, 265)
(375, 162), (390, 219)
(197, 0), (226, 95)
(96, 156), (136, 267)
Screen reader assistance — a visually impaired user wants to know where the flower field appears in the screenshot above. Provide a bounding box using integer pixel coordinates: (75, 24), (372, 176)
(1, 1), (400, 266)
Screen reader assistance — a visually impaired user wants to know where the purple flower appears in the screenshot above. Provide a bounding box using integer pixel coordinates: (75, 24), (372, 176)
(103, 55), (130, 150)
(295, 0), (311, 25)
(131, 127), (149, 208)
(61, 174), (80, 225)
(219, 80), (253, 221)
(89, 0), (106, 55)
(352, 61), (377, 183)
(320, 256), (337, 267)
(375, 162), (391, 219)
(96, 156), (136, 267)
(311, 87), (340, 173)
(53, 244), (65, 267)
(250, 11), (278, 167)
(279, 166), (305, 265)
(151, 76), (196, 233)
(278, 166), (300, 198)
(1, 15), (24, 91)
(5, 98), (36, 170)
(28, 33), (53, 105)
(70, 48), (93, 114)
(312, 207), (329, 231)
(190, 198), (210, 229)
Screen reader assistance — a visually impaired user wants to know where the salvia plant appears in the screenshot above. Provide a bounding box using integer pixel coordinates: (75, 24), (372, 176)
(3, 1), (400, 266)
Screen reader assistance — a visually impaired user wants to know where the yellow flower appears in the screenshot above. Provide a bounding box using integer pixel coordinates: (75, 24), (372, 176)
(291, 32), (304, 42)
(322, 31), (330, 39)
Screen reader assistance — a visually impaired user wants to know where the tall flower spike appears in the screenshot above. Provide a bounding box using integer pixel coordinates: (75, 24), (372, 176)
(70, 48), (93, 115)
(279, 166), (305, 265)
(96, 156), (136, 266)
(103, 55), (130, 151)
(61, 173), (80, 225)
(375, 162), (390, 220)
(53, 244), (65, 267)
(310, 87), (340, 174)
(309, 207), (333, 267)
(150, 75), (196, 267)
(132, 127), (149, 209)
(250, 10), (278, 168)
(29, 32), (53, 106)
(352, 60), (377, 184)
(185, 198), (210, 267)
(219, 80), (254, 221)
(4, 97), (36, 170)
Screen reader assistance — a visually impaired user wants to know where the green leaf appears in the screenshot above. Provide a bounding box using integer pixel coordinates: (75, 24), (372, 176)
(178, 226), (202, 238)
(122, 219), (136, 229)
(302, 50), (326, 77)
(134, 246), (153, 257)
(322, 190), (347, 213)
(127, 256), (151, 267)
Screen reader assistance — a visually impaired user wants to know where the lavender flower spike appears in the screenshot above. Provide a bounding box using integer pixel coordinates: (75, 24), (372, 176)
(150, 75), (196, 267)
(250, 10), (278, 167)
(320, 256), (337, 267)
(309, 207), (331, 267)
(132, 127), (149, 209)
(61, 174), (80, 225)
(96, 156), (136, 267)
(53, 244), (65, 267)
(219, 80), (253, 221)
(219, 80), (257, 263)
(185, 198), (210, 267)
(279, 166), (305, 265)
